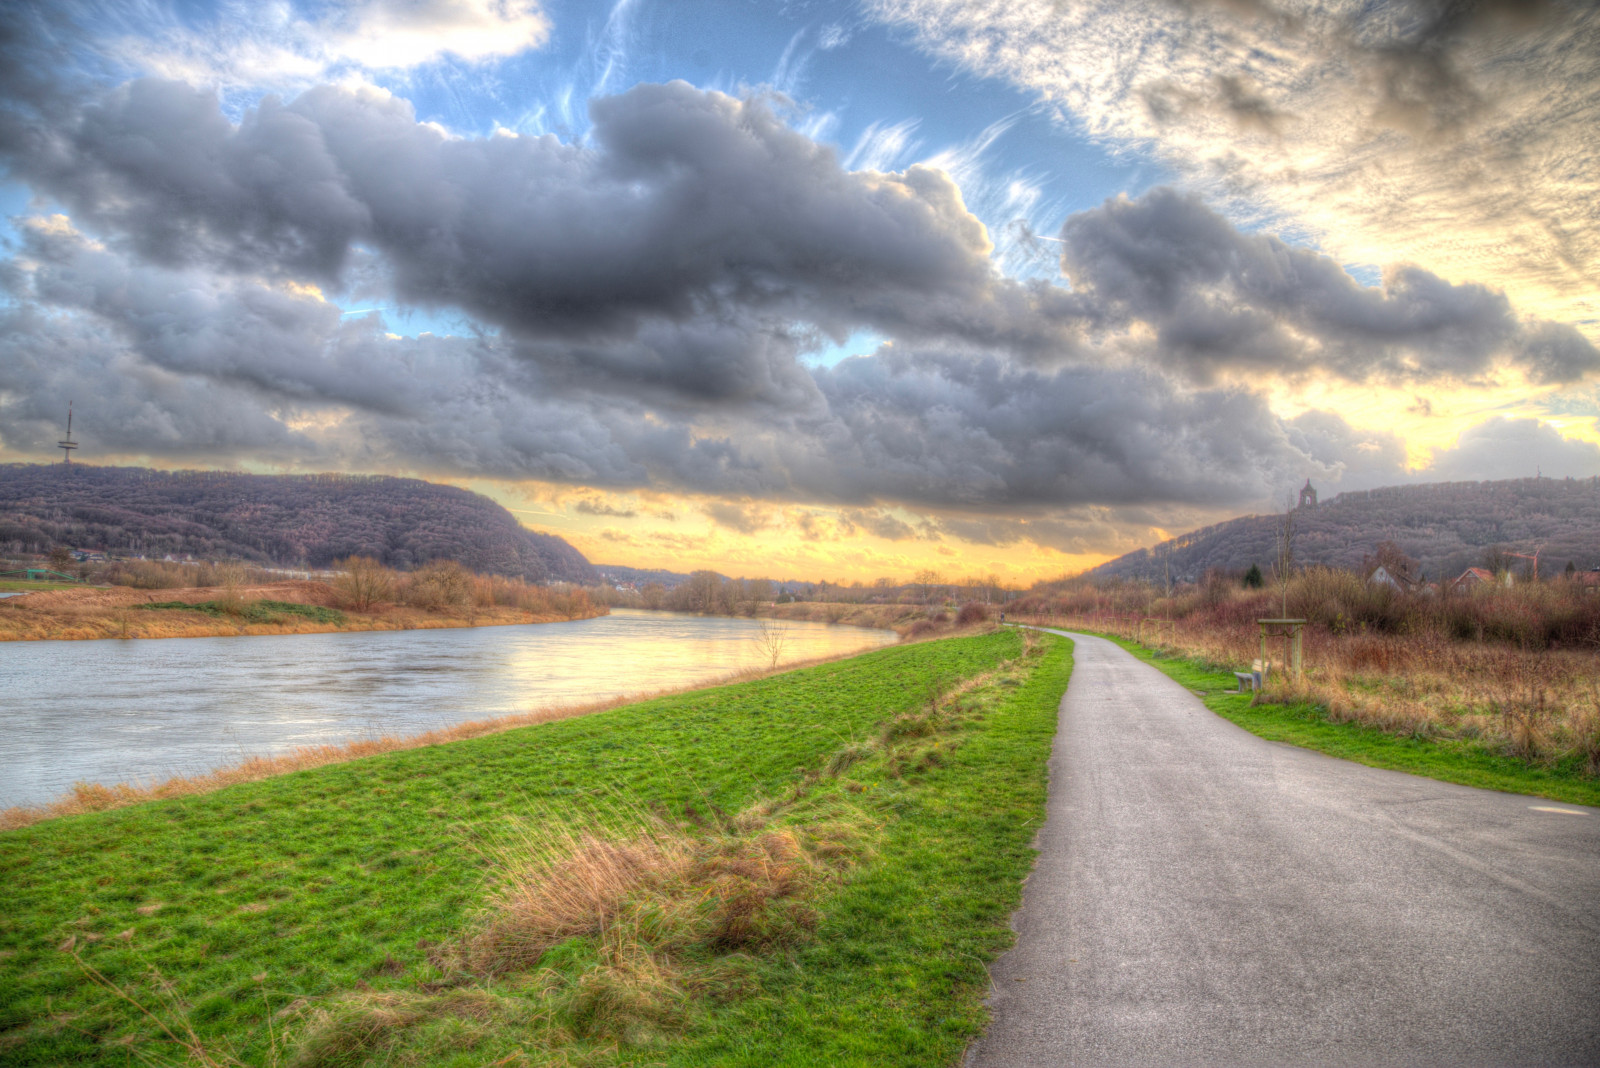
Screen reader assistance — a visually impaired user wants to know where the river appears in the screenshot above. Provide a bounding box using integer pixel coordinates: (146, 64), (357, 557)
(0, 609), (897, 810)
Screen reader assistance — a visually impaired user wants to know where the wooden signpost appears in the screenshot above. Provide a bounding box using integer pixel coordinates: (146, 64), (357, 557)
(1256, 618), (1306, 679)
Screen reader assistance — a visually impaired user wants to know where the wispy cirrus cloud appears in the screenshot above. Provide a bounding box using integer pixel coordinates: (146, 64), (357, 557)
(870, 0), (1600, 342)
(114, 0), (552, 89)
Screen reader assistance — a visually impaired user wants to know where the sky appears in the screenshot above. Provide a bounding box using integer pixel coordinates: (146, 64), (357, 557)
(1, 0), (1597, 584)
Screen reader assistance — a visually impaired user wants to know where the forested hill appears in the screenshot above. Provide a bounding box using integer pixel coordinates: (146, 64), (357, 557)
(1085, 477), (1600, 585)
(0, 464), (599, 584)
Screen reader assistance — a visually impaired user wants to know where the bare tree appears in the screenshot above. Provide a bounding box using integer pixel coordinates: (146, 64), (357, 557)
(1275, 497), (1297, 618)
(754, 617), (789, 670)
(744, 577), (774, 610)
(333, 555), (394, 611)
(678, 569), (723, 614)
(404, 560), (474, 609)
(1481, 545), (1514, 582)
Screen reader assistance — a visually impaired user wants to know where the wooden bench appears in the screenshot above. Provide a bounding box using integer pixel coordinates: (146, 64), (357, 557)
(1233, 659), (1271, 693)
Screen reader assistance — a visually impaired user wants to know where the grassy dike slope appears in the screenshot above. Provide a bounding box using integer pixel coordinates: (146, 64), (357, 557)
(1072, 630), (1600, 808)
(0, 630), (1069, 1066)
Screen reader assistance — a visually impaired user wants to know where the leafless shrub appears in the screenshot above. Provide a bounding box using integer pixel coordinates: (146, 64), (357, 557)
(754, 618), (789, 669)
(956, 601), (990, 625)
(332, 555), (395, 611)
(401, 560), (474, 609)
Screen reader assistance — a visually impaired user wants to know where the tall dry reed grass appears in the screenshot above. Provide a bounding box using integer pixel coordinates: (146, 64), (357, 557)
(1017, 572), (1600, 771)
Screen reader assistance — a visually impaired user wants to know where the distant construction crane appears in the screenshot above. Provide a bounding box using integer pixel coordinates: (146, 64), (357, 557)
(58, 402), (78, 464)
(1507, 545), (1544, 582)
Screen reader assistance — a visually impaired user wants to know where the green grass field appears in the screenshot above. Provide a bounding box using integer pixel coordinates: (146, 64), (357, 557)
(1067, 629), (1600, 808)
(0, 579), (94, 592)
(0, 629), (1070, 1066)
(139, 599), (347, 625)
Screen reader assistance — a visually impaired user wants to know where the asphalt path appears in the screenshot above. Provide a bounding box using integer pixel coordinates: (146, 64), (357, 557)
(969, 631), (1600, 1067)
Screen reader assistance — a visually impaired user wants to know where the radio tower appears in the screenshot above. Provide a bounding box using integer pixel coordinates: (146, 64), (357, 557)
(58, 403), (78, 464)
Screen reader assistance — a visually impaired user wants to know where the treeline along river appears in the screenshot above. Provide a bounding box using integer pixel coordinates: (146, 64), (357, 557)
(0, 609), (896, 809)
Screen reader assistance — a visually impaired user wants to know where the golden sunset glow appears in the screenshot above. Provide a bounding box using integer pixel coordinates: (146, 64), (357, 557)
(2, 0), (1596, 586)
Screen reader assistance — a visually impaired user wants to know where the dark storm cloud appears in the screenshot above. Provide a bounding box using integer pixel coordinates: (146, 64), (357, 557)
(6, 207), (1587, 519)
(0, 76), (1087, 399)
(0, 223), (649, 484)
(1058, 189), (1600, 385)
(4, 60), (1590, 403)
(0, 302), (313, 460)
(8, 217), (419, 415)
(768, 346), (1322, 509)
(3, 44), (1595, 529)
(0, 219), (1333, 511)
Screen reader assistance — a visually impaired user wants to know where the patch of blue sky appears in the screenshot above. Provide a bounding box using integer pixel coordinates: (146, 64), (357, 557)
(380, 0), (1170, 279)
(1342, 263), (1384, 289)
(804, 329), (888, 368)
(41, 0), (1173, 290)
(0, 181), (34, 250)
(339, 304), (477, 339)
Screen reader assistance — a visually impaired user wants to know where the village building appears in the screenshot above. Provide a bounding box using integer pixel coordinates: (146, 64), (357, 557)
(1448, 567), (1506, 593)
(1366, 564), (1421, 594)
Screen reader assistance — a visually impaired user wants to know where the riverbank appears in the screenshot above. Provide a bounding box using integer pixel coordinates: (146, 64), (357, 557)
(765, 600), (931, 631)
(0, 628), (1067, 1066)
(0, 631), (901, 833)
(0, 580), (606, 641)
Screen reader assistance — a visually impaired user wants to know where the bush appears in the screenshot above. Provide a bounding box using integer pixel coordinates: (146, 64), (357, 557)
(956, 602), (990, 625)
(333, 555), (395, 611)
(402, 560), (474, 609)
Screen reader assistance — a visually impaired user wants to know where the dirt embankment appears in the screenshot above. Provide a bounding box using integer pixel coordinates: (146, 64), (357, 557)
(0, 580), (606, 641)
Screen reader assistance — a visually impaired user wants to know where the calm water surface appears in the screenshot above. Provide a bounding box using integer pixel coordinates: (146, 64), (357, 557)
(0, 609), (896, 808)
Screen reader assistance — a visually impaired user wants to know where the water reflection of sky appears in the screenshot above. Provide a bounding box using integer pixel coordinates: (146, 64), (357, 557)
(0, 609), (896, 809)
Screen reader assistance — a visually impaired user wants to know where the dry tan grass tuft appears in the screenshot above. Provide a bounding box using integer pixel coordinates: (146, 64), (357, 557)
(287, 789), (870, 1062)
(463, 808), (839, 979)
(289, 988), (513, 1068)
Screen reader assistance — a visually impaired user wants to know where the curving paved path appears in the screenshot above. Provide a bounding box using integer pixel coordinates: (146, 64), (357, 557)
(970, 631), (1600, 1067)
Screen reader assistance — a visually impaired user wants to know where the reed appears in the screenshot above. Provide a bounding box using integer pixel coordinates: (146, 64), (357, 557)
(1015, 574), (1600, 771)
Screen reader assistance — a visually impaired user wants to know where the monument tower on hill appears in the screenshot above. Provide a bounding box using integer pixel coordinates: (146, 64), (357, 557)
(1298, 478), (1318, 510)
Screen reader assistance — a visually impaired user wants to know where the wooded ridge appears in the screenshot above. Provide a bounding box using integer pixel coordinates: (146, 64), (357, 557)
(1087, 477), (1600, 584)
(0, 464), (599, 585)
